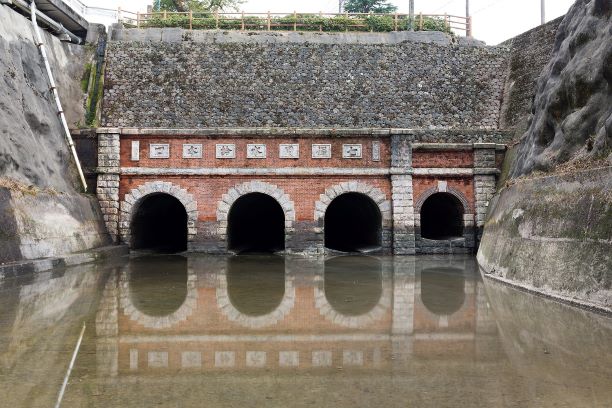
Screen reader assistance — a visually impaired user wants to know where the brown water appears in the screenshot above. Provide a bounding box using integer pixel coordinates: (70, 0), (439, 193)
(0, 254), (611, 408)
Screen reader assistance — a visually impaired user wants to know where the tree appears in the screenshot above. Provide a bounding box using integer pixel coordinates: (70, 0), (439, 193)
(343, 0), (397, 13)
(154, 0), (244, 12)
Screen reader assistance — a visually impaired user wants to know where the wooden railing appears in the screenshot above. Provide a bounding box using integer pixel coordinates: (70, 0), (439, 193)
(116, 10), (471, 36)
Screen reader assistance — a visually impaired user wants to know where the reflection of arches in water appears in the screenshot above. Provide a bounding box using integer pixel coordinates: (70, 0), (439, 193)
(420, 267), (466, 316)
(324, 193), (382, 252)
(324, 256), (382, 315)
(131, 193), (188, 252)
(120, 255), (198, 329)
(420, 193), (464, 240)
(227, 255), (285, 316)
(216, 255), (295, 328)
(227, 193), (285, 253)
(315, 256), (391, 328)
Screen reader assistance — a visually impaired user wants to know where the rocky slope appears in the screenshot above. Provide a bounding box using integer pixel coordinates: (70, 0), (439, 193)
(479, 0), (611, 311)
(0, 6), (109, 264)
(511, 0), (611, 176)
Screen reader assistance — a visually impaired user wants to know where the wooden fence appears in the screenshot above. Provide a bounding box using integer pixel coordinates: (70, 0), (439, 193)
(116, 10), (472, 37)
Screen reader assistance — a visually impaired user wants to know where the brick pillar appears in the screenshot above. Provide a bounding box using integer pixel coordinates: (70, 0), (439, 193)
(473, 143), (498, 242)
(97, 129), (120, 243)
(391, 136), (416, 254)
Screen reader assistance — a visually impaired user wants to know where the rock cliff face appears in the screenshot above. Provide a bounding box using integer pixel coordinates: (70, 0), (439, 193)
(0, 7), (109, 264)
(479, 0), (612, 311)
(511, 0), (611, 176)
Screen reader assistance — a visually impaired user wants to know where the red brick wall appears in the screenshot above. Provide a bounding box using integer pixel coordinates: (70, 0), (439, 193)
(412, 177), (475, 213)
(120, 136), (390, 169)
(412, 150), (474, 168)
(120, 176), (392, 222)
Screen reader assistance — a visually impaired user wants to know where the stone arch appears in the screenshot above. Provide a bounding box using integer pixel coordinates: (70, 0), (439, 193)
(313, 257), (392, 328)
(314, 181), (392, 228)
(118, 263), (198, 329)
(414, 184), (470, 213)
(216, 181), (296, 240)
(215, 266), (296, 329)
(119, 181), (197, 245)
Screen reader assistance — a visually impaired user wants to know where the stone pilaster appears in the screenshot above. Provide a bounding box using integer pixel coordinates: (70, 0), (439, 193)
(473, 143), (498, 241)
(97, 130), (120, 243)
(391, 135), (416, 254)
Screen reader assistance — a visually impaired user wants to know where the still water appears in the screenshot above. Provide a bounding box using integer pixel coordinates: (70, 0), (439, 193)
(0, 254), (611, 407)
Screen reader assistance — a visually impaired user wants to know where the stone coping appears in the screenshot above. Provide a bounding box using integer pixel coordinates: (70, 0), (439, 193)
(113, 167), (500, 176)
(86, 127), (511, 138)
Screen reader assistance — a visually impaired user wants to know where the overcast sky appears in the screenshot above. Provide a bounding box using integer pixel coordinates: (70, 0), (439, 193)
(85, 0), (575, 45)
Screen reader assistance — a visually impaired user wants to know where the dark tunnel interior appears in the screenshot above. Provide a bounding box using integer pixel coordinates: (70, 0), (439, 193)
(227, 193), (285, 253)
(324, 193), (382, 252)
(420, 193), (464, 240)
(131, 193), (188, 253)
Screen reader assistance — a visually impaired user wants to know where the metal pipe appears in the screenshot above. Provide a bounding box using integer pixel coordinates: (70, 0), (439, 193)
(1, 0), (83, 44)
(30, 0), (88, 192)
(541, 0), (545, 24)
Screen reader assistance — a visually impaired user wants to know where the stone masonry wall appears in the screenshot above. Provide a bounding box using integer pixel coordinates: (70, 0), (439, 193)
(102, 30), (508, 129)
(498, 17), (563, 133)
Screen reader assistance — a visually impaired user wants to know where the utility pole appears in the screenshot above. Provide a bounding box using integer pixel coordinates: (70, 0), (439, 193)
(541, 0), (546, 24)
(466, 0), (472, 37)
(409, 0), (414, 30)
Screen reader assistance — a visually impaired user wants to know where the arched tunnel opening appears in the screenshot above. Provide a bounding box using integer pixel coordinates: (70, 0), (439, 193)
(131, 193), (188, 253)
(227, 193), (285, 253)
(129, 255), (188, 317)
(420, 267), (466, 316)
(324, 256), (383, 316)
(324, 193), (382, 252)
(420, 193), (464, 240)
(227, 255), (285, 316)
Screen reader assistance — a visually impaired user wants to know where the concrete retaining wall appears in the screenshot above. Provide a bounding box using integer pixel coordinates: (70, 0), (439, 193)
(478, 168), (612, 311)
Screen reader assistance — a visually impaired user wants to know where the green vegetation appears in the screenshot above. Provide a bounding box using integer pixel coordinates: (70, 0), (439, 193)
(140, 14), (453, 34)
(343, 0), (397, 14)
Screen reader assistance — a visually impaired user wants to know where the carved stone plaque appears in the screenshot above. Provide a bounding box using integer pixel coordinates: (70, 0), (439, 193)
(342, 144), (362, 159)
(311, 144), (332, 159)
(131, 140), (140, 161)
(149, 143), (170, 159)
(247, 144), (266, 159)
(372, 141), (381, 161)
(216, 144), (236, 159)
(214, 351), (235, 367)
(246, 351), (267, 368)
(279, 143), (299, 159)
(182, 143), (202, 159)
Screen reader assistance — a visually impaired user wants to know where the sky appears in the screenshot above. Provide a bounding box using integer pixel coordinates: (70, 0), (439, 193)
(85, 0), (575, 45)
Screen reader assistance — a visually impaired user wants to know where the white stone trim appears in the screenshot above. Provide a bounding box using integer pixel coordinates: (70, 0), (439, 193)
(314, 181), (392, 228)
(118, 265), (198, 329)
(119, 181), (198, 245)
(216, 181), (296, 239)
(313, 263), (392, 328)
(215, 268), (296, 328)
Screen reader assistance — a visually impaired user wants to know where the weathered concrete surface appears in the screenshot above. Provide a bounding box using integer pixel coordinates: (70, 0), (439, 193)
(478, 168), (612, 310)
(0, 6), (91, 190)
(0, 184), (111, 264)
(0, 7), (110, 264)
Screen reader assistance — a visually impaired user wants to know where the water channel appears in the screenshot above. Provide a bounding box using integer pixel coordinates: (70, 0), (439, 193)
(0, 254), (610, 407)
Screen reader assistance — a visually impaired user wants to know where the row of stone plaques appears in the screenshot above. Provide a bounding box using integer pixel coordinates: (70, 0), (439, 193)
(135, 348), (371, 369)
(132, 141), (381, 161)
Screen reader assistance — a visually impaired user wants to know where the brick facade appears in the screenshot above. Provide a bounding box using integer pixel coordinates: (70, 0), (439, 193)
(92, 128), (505, 255)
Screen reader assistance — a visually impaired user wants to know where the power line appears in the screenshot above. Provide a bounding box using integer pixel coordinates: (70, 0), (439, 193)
(472, 0), (505, 15)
